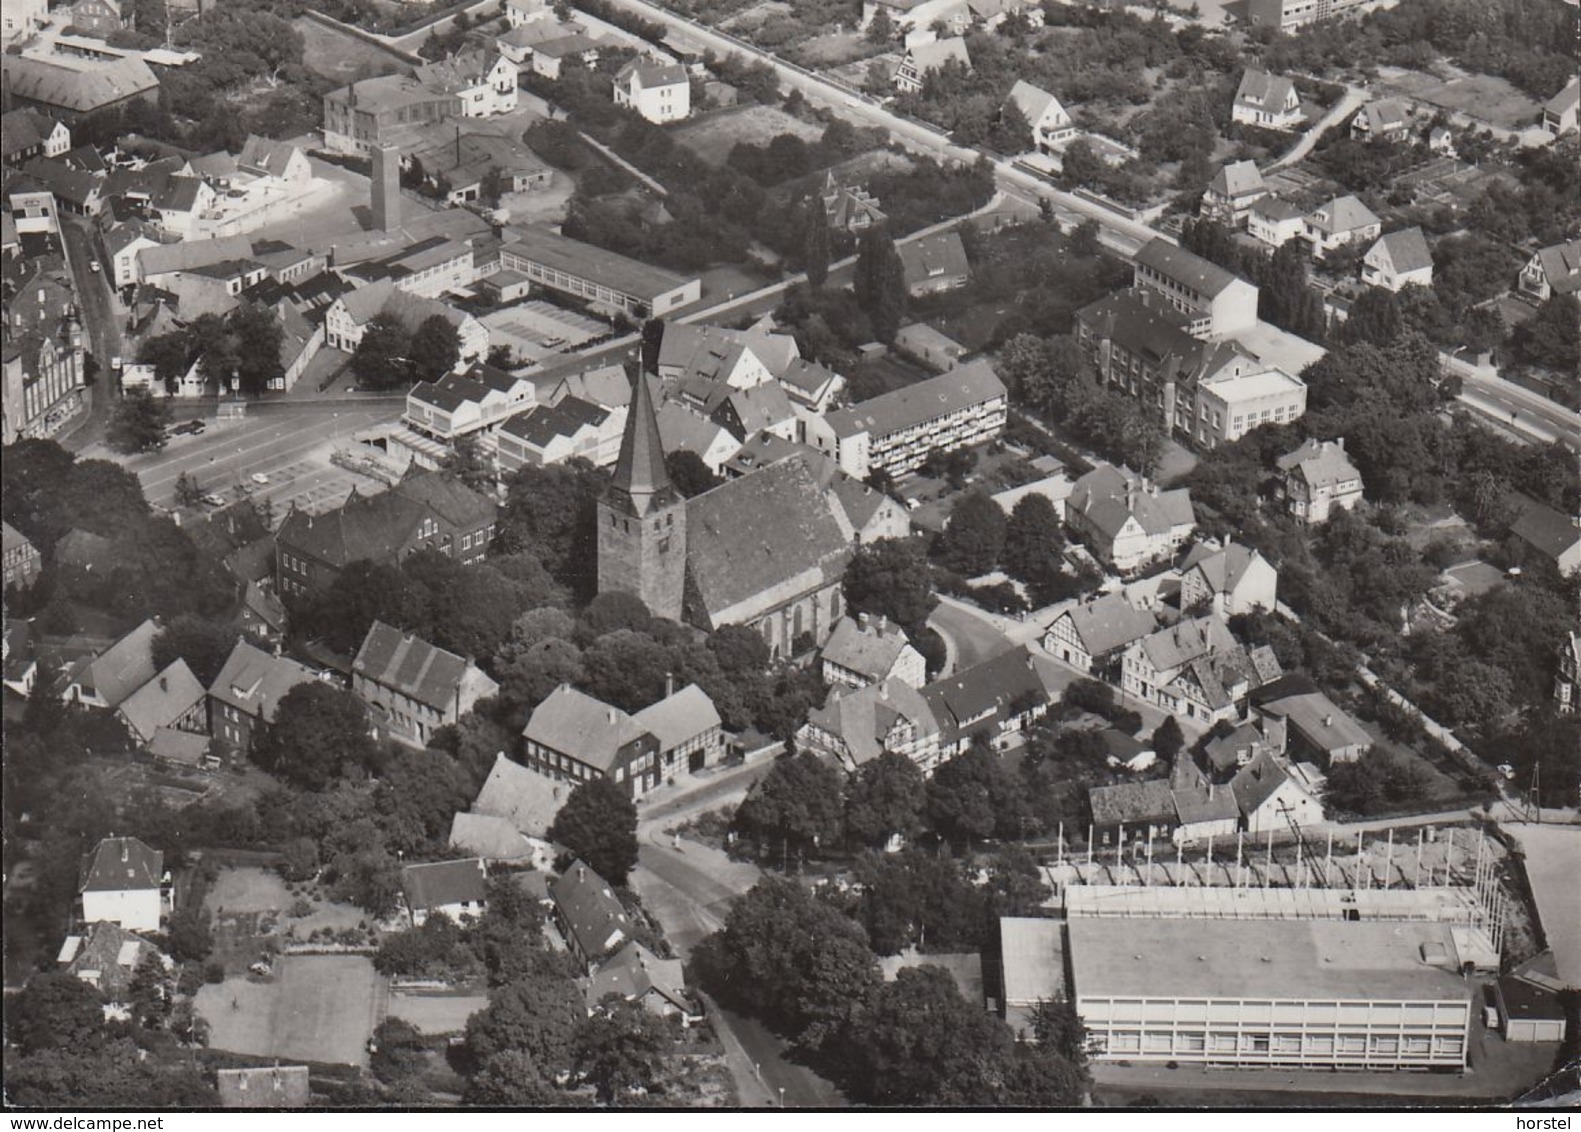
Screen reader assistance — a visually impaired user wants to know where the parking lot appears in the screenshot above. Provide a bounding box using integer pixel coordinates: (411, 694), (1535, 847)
(84, 401), (405, 520)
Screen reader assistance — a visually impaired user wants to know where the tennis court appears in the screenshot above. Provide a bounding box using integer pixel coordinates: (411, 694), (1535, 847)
(198, 955), (384, 1067)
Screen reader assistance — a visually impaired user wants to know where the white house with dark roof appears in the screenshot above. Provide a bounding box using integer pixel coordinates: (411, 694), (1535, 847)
(822, 613), (926, 689)
(1230, 748), (1324, 832)
(1542, 76), (1579, 136)
(1178, 537), (1277, 617)
(402, 857), (489, 926)
(1042, 592), (1157, 677)
(324, 281), (487, 358)
(1003, 80), (1075, 154)
(61, 619), (160, 711)
(1303, 194), (1381, 260)
(1350, 98), (1412, 144)
(897, 230), (970, 296)
(404, 362), (540, 442)
(1276, 437), (1363, 523)
(1131, 238), (1258, 339)
(614, 59), (690, 123)
(894, 37), (971, 94)
(1232, 69), (1302, 130)
(1200, 160), (1268, 228)
(1247, 194), (1307, 248)
(414, 50), (519, 116)
(352, 621), (499, 748)
(1066, 463), (1196, 573)
(828, 474), (911, 545)
(79, 837), (169, 932)
(1516, 239), (1581, 304)
(495, 396), (623, 472)
(1362, 227), (1432, 292)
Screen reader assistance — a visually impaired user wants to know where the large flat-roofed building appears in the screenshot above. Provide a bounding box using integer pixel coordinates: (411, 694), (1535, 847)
(1069, 918), (1473, 1069)
(1245, 0), (1366, 30)
(1194, 367), (1307, 449)
(814, 358), (1007, 480)
(498, 227), (700, 319)
(322, 75), (464, 155)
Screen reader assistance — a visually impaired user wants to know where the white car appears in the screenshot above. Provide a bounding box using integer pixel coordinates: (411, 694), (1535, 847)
(250, 473), (270, 485)
(89, 261), (101, 273)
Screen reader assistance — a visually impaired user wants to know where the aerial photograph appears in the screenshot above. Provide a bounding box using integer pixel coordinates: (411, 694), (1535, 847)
(0, 0), (1577, 1113)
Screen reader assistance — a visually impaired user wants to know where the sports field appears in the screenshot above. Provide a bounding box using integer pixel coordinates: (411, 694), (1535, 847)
(197, 955), (384, 1066)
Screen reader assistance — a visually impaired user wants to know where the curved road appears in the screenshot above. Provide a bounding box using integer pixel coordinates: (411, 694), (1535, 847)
(598, 0), (1160, 255)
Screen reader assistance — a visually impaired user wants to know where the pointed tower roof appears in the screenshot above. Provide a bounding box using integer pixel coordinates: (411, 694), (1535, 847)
(605, 367), (678, 518)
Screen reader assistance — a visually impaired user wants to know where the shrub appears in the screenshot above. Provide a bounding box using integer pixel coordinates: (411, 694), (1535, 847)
(203, 961), (226, 984)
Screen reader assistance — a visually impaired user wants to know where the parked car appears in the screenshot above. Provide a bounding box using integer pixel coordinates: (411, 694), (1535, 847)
(203, 493), (227, 507)
(250, 473), (269, 485)
(89, 261), (101, 273)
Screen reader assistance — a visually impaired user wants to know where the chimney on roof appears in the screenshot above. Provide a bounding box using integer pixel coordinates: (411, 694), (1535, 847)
(876, 615), (886, 637)
(665, 671), (674, 698)
(578, 864), (586, 882)
(121, 842), (129, 863)
(159, 675), (168, 692)
(1323, 713), (1333, 728)
(858, 612), (869, 631)
(1334, 437), (1345, 451)
(607, 707), (616, 724)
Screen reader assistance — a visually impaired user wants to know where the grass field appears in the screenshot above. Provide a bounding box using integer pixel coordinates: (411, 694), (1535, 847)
(1380, 69), (1543, 131)
(387, 990), (489, 1035)
(294, 16), (409, 83)
(198, 956), (383, 1066)
(673, 104), (824, 166)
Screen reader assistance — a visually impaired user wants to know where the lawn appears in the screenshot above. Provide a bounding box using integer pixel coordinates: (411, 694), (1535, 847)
(1379, 69), (1544, 131)
(205, 867), (374, 973)
(673, 104), (825, 167)
(197, 955), (384, 1067)
(387, 989), (489, 1035)
(293, 15), (409, 84)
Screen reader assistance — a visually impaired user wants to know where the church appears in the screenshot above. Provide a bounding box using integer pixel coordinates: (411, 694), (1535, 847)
(598, 366), (853, 659)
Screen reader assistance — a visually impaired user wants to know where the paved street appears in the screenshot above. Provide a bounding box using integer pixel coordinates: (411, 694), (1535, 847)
(631, 829), (846, 1108)
(56, 215), (124, 448)
(1446, 355), (1581, 449)
(80, 399), (405, 516)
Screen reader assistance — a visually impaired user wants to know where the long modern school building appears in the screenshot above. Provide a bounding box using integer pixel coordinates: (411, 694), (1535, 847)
(1068, 917), (1473, 1070)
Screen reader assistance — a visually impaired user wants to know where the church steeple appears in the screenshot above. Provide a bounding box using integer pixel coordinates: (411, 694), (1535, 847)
(604, 363), (677, 518)
(596, 357), (687, 621)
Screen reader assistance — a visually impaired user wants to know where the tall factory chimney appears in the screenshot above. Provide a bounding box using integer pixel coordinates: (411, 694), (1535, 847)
(371, 142), (401, 233)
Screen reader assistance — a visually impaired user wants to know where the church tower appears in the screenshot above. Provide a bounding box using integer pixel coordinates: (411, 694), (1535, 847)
(597, 364), (686, 620)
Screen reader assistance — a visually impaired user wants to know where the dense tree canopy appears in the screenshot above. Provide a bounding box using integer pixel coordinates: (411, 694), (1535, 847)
(548, 777), (640, 886)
